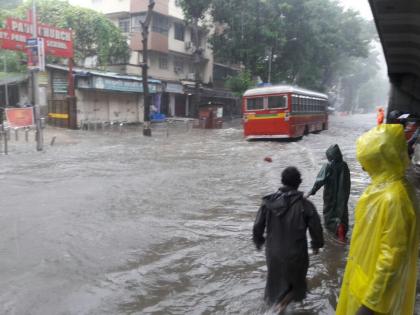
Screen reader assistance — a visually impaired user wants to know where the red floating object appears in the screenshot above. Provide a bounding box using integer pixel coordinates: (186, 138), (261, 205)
(264, 157), (273, 163)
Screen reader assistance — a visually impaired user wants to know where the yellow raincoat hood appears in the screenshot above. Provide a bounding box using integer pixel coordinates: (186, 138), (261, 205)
(356, 124), (409, 184)
(336, 124), (419, 315)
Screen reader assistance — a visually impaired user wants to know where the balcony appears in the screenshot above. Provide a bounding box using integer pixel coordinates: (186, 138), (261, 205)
(131, 31), (169, 53)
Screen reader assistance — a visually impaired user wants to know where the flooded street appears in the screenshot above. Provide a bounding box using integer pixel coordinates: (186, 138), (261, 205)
(0, 114), (418, 314)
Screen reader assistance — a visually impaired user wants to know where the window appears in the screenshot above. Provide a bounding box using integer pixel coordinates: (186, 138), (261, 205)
(246, 97), (264, 111)
(152, 14), (169, 35)
(174, 22), (185, 41)
(292, 95), (299, 112)
(131, 13), (146, 32)
(268, 95), (288, 109)
(159, 54), (168, 69)
(118, 18), (130, 33)
(174, 57), (184, 73)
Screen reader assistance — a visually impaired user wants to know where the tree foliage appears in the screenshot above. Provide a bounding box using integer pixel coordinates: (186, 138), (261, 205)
(2, 0), (129, 67)
(211, 0), (373, 91)
(177, 0), (382, 110)
(225, 70), (253, 97)
(178, 0), (212, 22)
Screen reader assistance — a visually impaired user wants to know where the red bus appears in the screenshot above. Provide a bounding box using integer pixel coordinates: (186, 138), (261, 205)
(242, 85), (329, 140)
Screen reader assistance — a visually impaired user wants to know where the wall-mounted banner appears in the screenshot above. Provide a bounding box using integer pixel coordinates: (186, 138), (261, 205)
(5, 107), (35, 128)
(0, 16), (73, 58)
(77, 76), (158, 93)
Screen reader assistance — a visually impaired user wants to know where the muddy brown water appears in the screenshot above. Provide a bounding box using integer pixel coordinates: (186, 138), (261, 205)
(0, 114), (419, 314)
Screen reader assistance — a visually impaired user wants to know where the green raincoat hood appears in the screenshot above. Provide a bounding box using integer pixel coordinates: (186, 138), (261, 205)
(326, 144), (343, 162)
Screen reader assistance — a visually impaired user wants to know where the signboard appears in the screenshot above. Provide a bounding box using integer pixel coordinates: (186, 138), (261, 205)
(37, 71), (49, 86)
(165, 82), (184, 94)
(5, 108), (35, 127)
(52, 71), (68, 94)
(0, 16), (73, 58)
(27, 37), (45, 71)
(76, 76), (158, 93)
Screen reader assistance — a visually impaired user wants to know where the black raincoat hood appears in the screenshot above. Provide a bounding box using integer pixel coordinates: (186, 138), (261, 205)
(263, 187), (303, 217)
(326, 144), (343, 162)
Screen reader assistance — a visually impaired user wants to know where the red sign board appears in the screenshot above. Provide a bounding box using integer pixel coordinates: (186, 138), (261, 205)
(0, 16), (73, 58)
(5, 108), (35, 128)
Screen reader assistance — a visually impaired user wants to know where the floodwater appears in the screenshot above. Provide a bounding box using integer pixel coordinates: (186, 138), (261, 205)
(0, 114), (418, 314)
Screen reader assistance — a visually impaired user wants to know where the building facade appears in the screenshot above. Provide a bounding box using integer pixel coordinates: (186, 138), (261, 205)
(70, 0), (238, 118)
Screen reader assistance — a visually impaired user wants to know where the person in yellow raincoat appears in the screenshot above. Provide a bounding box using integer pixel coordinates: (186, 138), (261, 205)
(336, 124), (419, 315)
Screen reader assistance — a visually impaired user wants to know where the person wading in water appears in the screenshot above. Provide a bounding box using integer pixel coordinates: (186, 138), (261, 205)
(307, 144), (350, 243)
(253, 166), (324, 312)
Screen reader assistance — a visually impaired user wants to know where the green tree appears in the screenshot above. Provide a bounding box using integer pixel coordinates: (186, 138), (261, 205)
(178, 0), (212, 115)
(8, 0), (130, 67)
(210, 0), (374, 93)
(225, 70), (253, 97)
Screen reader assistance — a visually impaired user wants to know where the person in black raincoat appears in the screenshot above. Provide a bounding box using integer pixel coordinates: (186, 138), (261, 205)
(253, 167), (324, 308)
(307, 144), (350, 241)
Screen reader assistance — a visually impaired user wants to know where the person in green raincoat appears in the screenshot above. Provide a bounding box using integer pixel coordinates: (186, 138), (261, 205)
(307, 144), (350, 241)
(336, 124), (419, 315)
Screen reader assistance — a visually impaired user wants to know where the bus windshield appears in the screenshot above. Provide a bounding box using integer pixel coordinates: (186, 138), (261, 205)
(246, 97), (264, 111)
(268, 95), (287, 109)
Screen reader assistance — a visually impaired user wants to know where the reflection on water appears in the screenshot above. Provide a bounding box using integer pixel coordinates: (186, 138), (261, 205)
(0, 114), (418, 314)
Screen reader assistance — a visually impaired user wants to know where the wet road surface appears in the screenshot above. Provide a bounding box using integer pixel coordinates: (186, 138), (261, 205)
(0, 114), (418, 314)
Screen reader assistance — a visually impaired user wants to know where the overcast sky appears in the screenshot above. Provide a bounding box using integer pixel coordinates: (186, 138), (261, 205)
(339, 0), (373, 19)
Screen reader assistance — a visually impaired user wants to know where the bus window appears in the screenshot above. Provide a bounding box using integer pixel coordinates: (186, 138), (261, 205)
(246, 97), (264, 111)
(268, 95), (288, 109)
(292, 95), (298, 112)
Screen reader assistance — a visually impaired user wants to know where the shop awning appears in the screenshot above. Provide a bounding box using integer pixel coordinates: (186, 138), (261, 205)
(184, 85), (236, 100)
(47, 64), (162, 93)
(0, 73), (29, 85)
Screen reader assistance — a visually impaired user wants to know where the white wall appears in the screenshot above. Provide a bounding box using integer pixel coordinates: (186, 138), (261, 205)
(69, 0), (130, 14)
(75, 90), (144, 125)
(168, 0), (185, 19)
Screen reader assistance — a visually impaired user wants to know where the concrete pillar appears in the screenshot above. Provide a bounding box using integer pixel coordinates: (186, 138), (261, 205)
(388, 74), (420, 119)
(169, 93), (175, 117)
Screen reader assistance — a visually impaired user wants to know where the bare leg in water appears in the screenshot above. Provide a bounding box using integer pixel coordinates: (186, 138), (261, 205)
(274, 289), (294, 314)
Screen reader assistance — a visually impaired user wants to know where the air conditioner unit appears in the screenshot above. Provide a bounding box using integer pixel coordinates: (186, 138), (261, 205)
(186, 72), (195, 80)
(184, 41), (192, 50)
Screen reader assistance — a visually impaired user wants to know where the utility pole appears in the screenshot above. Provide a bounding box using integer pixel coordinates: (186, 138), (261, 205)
(3, 56), (9, 107)
(191, 18), (202, 117)
(31, 0), (43, 151)
(140, 0), (155, 137)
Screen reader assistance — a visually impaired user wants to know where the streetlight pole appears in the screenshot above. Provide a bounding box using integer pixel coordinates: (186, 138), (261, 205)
(140, 0), (155, 137)
(267, 46), (273, 84)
